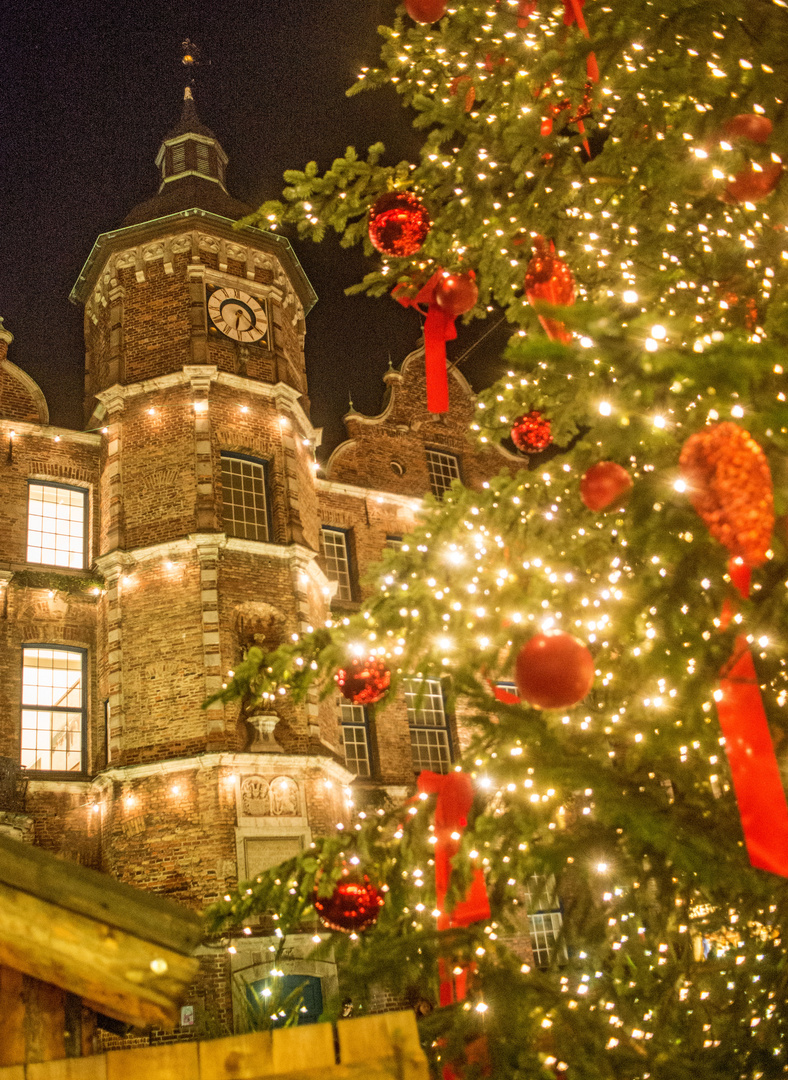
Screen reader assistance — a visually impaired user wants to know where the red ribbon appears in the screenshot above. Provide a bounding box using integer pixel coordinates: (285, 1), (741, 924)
(418, 770), (490, 1005)
(716, 559), (788, 877)
(394, 272), (462, 414)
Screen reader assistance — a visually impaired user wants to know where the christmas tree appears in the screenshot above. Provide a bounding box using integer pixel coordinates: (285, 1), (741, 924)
(207, 1), (788, 1075)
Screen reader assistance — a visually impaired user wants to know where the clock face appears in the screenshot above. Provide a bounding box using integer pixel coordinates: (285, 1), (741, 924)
(207, 286), (269, 344)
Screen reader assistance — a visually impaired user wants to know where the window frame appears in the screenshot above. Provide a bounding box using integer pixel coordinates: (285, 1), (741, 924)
(20, 644), (88, 776)
(405, 677), (453, 774)
(319, 526), (355, 603)
(220, 452), (274, 543)
(425, 447), (462, 498)
(26, 480), (89, 571)
(523, 875), (566, 968)
(338, 699), (372, 779)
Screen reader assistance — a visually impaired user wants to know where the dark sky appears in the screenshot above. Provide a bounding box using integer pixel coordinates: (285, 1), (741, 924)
(0, 0), (508, 455)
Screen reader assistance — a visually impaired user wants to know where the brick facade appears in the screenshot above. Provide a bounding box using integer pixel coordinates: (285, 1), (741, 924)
(0, 94), (522, 1041)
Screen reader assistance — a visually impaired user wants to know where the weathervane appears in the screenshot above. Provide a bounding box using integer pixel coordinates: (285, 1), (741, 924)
(181, 39), (208, 85)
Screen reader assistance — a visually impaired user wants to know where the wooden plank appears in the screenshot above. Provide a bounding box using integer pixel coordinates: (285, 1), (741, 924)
(23, 977), (66, 1063)
(0, 880), (199, 1029)
(0, 835), (203, 956)
(105, 1042), (198, 1080)
(0, 966), (27, 1067)
(198, 1024), (336, 1080)
(337, 1012), (429, 1079)
(28, 1056), (107, 1080)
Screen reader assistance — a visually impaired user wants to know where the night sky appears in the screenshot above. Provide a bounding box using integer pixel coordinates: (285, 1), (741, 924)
(0, 0), (508, 455)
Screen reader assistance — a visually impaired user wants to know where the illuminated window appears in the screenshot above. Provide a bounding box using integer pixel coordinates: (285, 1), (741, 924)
(524, 876), (566, 967)
(319, 527), (353, 601)
(221, 454), (271, 541)
(425, 448), (461, 497)
(405, 678), (451, 773)
(339, 700), (370, 778)
(26, 482), (87, 569)
(21, 646), (86, 773)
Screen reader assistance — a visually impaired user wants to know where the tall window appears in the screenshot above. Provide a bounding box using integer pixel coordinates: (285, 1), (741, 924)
(221, 454), (271, 542)
(339, 700), (370, 778)
(27, 482), (87, 569)
(426, 449), (461, 497)
(524, 876), (566, 968)
(21, 646), (86, 773)
(405, 678), (451, 773)
(319, 527), (353, 601)
(196, 142), (211, 175)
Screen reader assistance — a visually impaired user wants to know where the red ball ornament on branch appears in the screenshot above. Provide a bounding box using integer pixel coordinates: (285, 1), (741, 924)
(433, 271), (478, 317)
(368, 192), (432, 258)
(580, 462), (633, 511)
(723, 114), (773, 144)
(335, 656), (391, 705)
(405, 0), (447, 23)
(515, 632), (595, 710)
(510, 410), (552, 453)
(678, 422), (774, 567)
(314, 870), (384, 934)
(723, 162), (783, 204)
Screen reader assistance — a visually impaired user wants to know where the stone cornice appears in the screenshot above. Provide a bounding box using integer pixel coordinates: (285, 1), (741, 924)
(70, 210), (317, 314)
(316, 477), (423, 513)
(0, 418), (100, 446)
(90, 752), (353, 789)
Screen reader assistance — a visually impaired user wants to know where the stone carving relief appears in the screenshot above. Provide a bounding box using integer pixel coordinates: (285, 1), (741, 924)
(234, 602), (285, 655)
(239, 775), (300, 819)
(270, 776), (299, 817)
(241, 775), (270, 817)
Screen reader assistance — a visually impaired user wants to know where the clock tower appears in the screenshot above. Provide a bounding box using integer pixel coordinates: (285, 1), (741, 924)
(68, 90), (349, 953)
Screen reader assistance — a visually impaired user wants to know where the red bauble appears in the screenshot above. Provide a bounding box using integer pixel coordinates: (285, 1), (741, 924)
(723, 162), (783, 204)
(510, 410), (552, 453)
(368, 192), (431, 257)
(405, 0), (447, 22)
(723, 114), (773, 144)
(433, 271), (478, 317)
(679, 422), (774, 568)
(580, 462), (633, 511)
(335, 656), (391, 705)
(314, 871), (384, 933)
(515, 632), (594, 710)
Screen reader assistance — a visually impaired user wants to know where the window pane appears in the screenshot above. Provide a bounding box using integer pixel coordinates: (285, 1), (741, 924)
(406, 678), (450, 773)
(339, 701), (370, 777)
(319, 528), (352, 601)
(425, 450), (460, 498)
(524, 876), (566, 967)
(221, 455), (270, 542)
(27, 483), (86, 569)
(20, 648), (84, 772)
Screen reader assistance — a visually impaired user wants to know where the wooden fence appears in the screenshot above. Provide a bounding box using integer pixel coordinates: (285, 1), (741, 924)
(0, 1011), (429, 1080)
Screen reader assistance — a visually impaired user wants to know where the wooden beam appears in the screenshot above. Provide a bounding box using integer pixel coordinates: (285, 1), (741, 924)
(0, 836), (203, 956)
(0, 881), (199, 1029)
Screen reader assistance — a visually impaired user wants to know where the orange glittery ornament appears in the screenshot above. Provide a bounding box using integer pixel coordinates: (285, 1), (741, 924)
(679, 422), (774, 567)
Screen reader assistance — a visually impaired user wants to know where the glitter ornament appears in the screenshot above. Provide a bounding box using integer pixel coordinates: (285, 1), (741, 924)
(580, 462), (633, 512)
(723, 114), (773, 144)
(515, 632), (594, 710)
(405, 0), (447, 23)
(510, 410), (552, 453)
(368, 192), (431, 258)
(335, 656), (391, 705)
(314, 869), (384, 933)
(679, 422), (774, 567)
(723, 162), (783, 204)
(433, 271), (478, 317)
